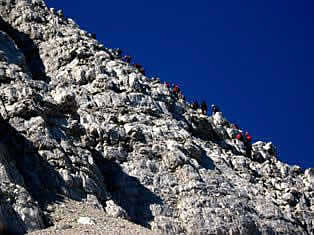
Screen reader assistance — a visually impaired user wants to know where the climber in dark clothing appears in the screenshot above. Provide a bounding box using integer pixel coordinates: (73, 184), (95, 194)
(191, 101), (199, 110)
(231, 123), (240, 130)
(91, 33), (96, 39)
(178, 91), (185, 101)
(139, 67), (145, 75)
(134, 64), (141, 69)
(211, 104), (220, 115)
(134, 64), (145, 75)
(115, 48), (122, 57)
(245, 131), (252, 157)
(122, 55), (131, 63)
(201, 101), (208, 115)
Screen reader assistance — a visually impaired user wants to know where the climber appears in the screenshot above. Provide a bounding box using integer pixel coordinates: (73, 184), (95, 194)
(91, 33), (96, 39)
(122, 55), (131, 63)
(139, 67), (145, 75)
(174, 84), (180, 92)
(165, 82), (170, 89)
(134, 64), (145, 75)
(115, 48), (122, 57)
(244, 131), (253, 158)
(235, 132), (243, 141)
(134, 64), (141, 69)
(201, 101), (208, 115)
(245, 131), (252, 143)
(211, 104), (220, 115)
(231, 123), (240, 130)
(191, 101), (199, 110)
(178, 91), (185, 101)
(172, 84), (180, 97)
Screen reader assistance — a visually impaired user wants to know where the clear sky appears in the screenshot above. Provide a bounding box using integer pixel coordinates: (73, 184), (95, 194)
(47, 0), (314, 169)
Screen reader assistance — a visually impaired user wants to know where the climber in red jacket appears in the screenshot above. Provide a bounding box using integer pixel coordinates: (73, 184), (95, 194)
(172, 84), (180, 97)
(236, 132), (243, 141)
(245, 131), (252, 143)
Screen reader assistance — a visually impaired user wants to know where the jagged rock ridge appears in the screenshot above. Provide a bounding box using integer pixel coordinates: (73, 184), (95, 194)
(0, 0), (313, 234)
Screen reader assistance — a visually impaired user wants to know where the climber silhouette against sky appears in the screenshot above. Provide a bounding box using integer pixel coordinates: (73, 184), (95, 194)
(201, 101), (208, 115)
(47, 0), (314, 168)
(211, 104), (220, 115)
(122, 55), (131, 63)
(191, 101), (199, 111)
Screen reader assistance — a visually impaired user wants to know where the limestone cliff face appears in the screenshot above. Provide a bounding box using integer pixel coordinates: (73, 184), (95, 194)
(0, 1), (313, 234)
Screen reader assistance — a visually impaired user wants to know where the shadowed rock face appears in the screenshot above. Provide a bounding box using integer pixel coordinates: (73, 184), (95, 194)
(0, 221), (15, 235)
(0, 1), (313, 234)
(0, 32), (24, 66)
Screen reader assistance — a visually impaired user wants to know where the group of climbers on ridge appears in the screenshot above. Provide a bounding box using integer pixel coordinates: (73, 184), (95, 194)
(164, 82), (185, 101)
(235, 131), (251, 142)
(225, 118), (252, 144)
(111, 48), (254, 148)
(202, 103), (253, 145)
(109, 48), (146, 75)
(191, 101), (216, 115)
(191, 100), (207, 115)
(235, 131), (252, 143)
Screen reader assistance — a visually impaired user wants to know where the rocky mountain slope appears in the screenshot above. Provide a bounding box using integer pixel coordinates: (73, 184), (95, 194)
(0, 0), (313, 234)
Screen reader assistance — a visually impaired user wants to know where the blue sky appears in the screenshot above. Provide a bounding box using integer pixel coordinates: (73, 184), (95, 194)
(47, 1), (314, 168)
